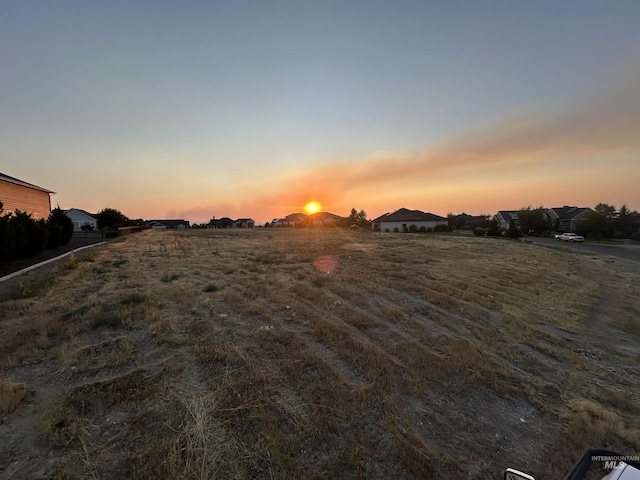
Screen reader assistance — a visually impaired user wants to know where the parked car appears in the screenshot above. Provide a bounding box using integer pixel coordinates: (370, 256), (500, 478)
(559, 233), (584, 242)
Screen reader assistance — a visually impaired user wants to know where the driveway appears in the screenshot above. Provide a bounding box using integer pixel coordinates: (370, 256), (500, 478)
(525, 237), (640, 264)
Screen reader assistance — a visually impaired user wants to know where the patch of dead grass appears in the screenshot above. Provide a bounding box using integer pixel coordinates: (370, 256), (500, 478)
(1, 229), (639, 478)
(0, 376), (27, 414)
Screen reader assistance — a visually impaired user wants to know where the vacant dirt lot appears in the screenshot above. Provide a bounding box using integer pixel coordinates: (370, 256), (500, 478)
(1, 229), (639, 479)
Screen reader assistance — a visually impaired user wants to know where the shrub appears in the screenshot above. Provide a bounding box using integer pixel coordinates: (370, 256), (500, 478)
(434, 224), (449, 232)
(13, 212), (48, 258)
(66, 252), (79, 270)
(48, 208), (74, 245)
(409, 224), (418, 233)
(507, 219), (522, 239)
(631, 231), (640, 242)
(384, 229), (390, 233)
(426, 227), (434, 233)
(473, 227), (486, 236)
(486, 220), (502, 237)
(418, 226), (427, 233)
(47, 223), (63, 249)
(0, 213), (18, 263)
(393, 227), (399, 233)
(120, 292), (147, 305)
(105, 230), (121, 238)
(17, 275), (55, 298)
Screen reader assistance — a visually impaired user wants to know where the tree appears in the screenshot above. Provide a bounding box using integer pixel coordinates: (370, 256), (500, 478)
(486, 219), (502, 237)
(516, 206), (550, 236)
(576, 210), (613, 239)
(96, 208), (128, 234)
(594, 203), (616, 220)
(615, 204), (634, 238)
(0, 203), (19, 263)
(345, 208), (370, 228)
(48, 207), (74, 245)
(11, 210), (48, 258)
(507, 219), (522, 238)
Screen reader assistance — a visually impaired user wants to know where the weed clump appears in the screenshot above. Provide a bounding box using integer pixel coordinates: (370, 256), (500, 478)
(0, 377), (27, 414)
(66, 252), (79, 270)
(120, 292), (147, 305)
(17, 274), (55, 298)
(160, 273), (179, 283)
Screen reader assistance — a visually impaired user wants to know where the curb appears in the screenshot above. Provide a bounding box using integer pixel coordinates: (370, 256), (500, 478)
(0, 242), (107, 284)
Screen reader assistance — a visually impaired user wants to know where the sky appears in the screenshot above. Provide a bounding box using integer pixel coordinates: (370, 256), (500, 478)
(1, 1), (639, 224)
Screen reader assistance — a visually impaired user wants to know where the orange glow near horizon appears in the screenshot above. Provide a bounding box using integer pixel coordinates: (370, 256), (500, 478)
(305, 201), (321, 214)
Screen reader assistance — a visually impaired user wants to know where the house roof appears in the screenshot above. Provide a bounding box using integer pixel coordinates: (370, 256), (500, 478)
(372, 208), (446, 223)
(548, 206), (591, 220)
(234, 218), (255, 222)
(147, 219), (190, 227)
(282, 212), (306, 222)
(306, 211), (344, 222)
(64, 208), (97, 219)
(495, 210), (518, 222)
(0, 172), (55, 194)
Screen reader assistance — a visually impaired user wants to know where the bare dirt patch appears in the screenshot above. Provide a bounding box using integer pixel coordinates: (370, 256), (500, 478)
(1, 229), (639, 479)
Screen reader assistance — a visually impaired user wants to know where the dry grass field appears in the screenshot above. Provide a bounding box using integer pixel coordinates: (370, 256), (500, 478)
(1, 228), (639, 479)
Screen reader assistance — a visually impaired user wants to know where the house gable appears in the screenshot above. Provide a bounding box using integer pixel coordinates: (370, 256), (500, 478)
(546, 206), (593, 231)
(64, 208), (98, 231)
(494, 210), (518, 230)
(0, 172), (54, 220)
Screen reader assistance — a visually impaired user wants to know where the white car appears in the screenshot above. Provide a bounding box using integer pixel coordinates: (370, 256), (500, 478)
(559, 232), (584, 242)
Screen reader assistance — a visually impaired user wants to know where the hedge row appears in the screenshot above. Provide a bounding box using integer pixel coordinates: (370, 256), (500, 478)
(0, 205), (74, 264)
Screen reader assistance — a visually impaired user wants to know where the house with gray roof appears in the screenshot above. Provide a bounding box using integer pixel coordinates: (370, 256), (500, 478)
(545, 206), (592, 232)
(372, 208), (447, 232)
(64, 208), (98, 231)
(233, 218), (255, 228)
(302, 211), (344, 227)
(494, 210), (519, 230)
(147, 219), (190, 229)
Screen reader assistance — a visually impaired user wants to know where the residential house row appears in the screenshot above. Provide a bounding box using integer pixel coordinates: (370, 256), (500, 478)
(0, 172), (627, 236)
(269, 212), (344, 227)
(494, 206), (592, 232)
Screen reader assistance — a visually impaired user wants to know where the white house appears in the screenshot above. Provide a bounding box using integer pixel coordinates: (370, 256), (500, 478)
(147, 219), (190, 229)
(372, 208), (447, 232)
(233, 218), (255, 228)
(279, 213), (307, 227)
(64, 208), (98, 231)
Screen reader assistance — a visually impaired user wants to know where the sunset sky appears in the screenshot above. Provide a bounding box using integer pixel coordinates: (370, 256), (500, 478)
(2, 1), (639, 224)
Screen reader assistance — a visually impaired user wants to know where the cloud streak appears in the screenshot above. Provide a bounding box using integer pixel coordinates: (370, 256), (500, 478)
(259, 64), (640, 218)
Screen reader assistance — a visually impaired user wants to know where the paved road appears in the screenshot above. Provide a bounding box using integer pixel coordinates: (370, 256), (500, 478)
(525, 237), (640, 264)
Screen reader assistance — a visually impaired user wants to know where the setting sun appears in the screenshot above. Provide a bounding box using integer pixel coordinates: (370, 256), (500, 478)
(305, 201), (321, 214)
